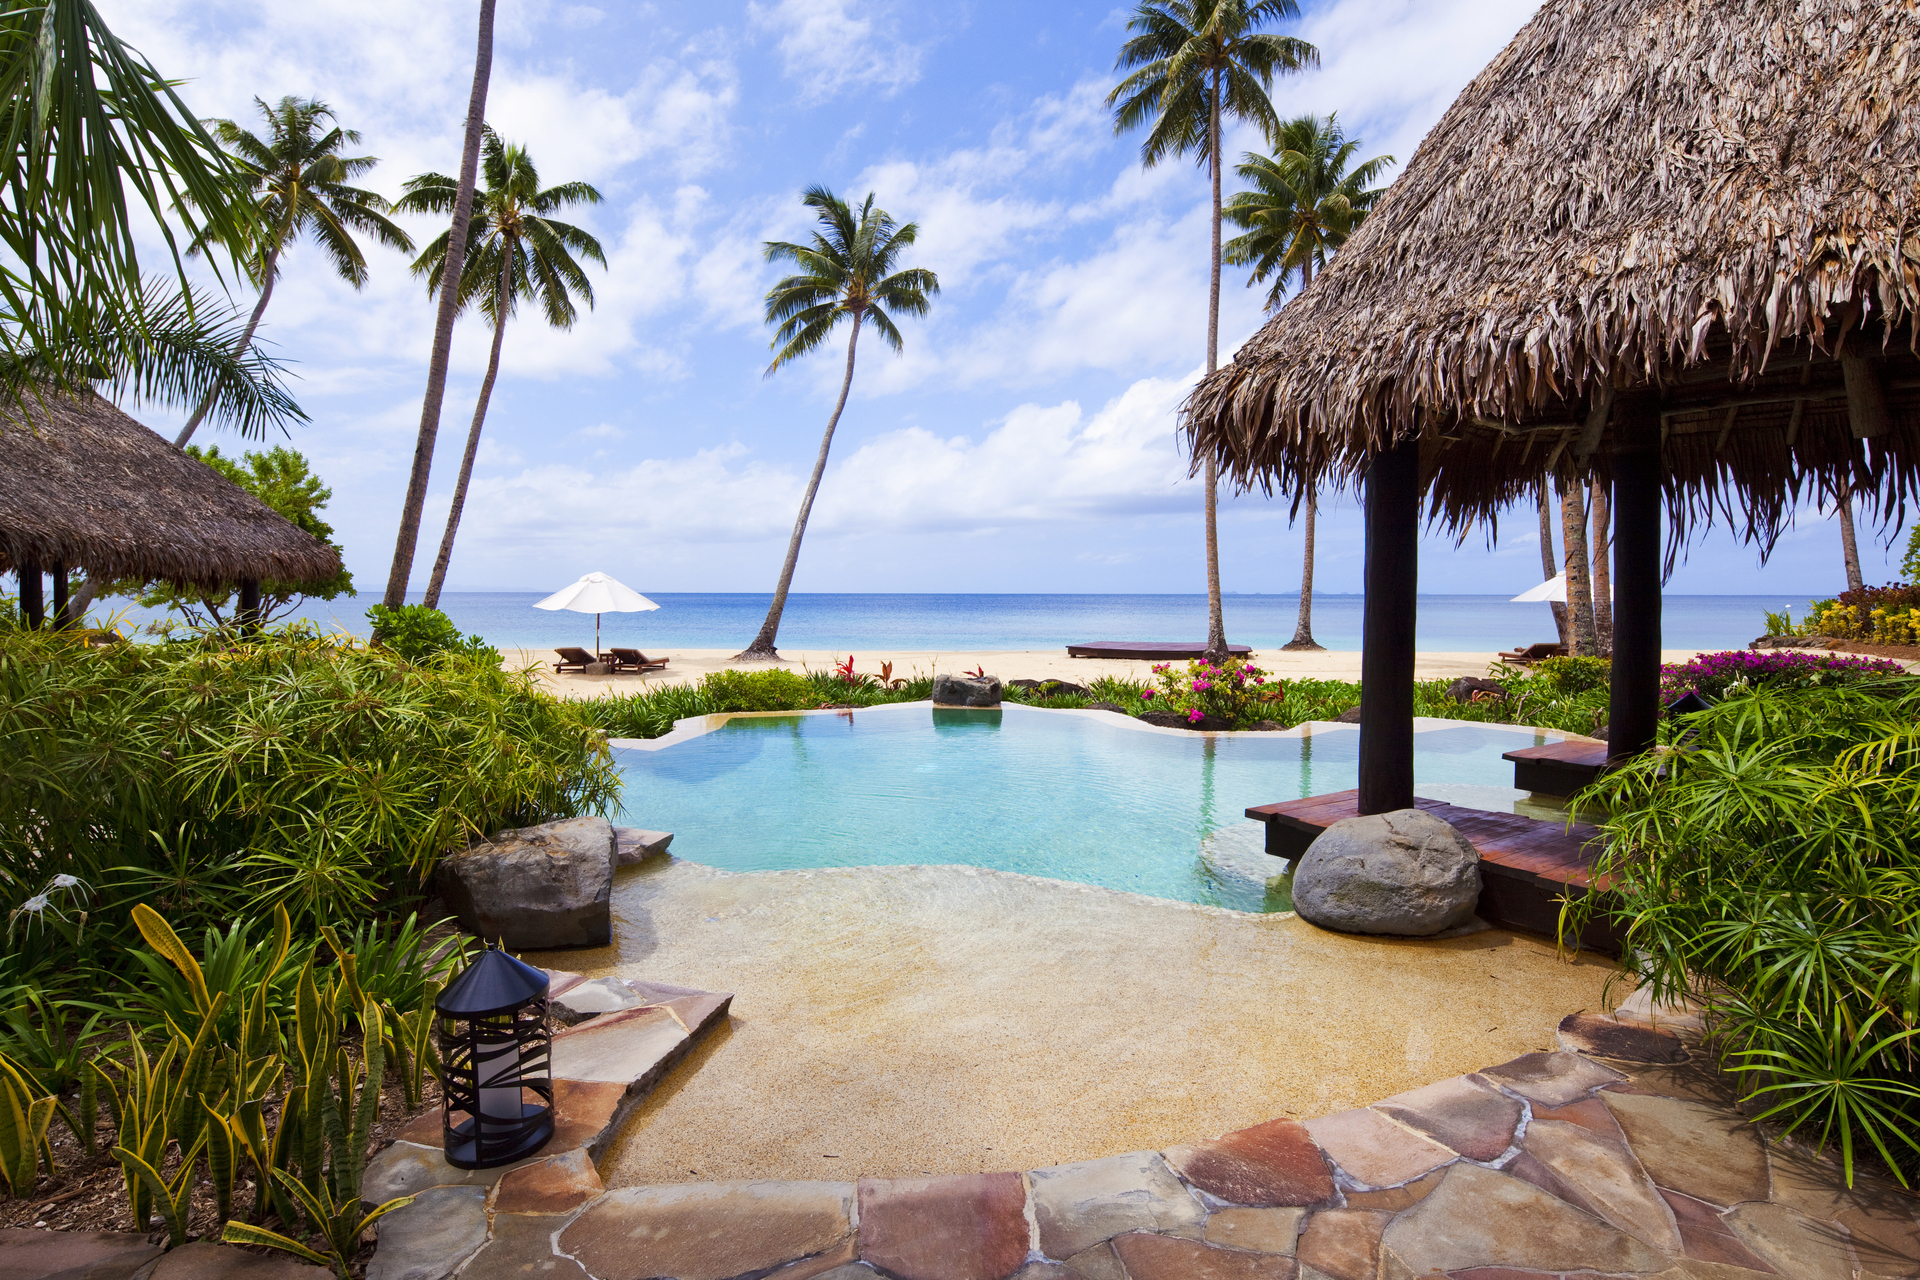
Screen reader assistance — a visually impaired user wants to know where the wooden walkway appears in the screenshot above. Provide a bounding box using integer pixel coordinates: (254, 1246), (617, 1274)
(1066, 641), (1254, 660)
(1245, 789), (1625, 954)
(1503, 739), (1610, 796)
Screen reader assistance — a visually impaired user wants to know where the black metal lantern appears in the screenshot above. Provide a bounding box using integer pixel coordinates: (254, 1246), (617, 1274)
(436, 945), (555, 1169)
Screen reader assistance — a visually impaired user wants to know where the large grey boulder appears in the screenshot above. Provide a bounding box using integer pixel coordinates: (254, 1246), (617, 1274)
(932, 673), (1003, 706)
(436, 816), (614, 949)
(1292, 808), (1480, 936)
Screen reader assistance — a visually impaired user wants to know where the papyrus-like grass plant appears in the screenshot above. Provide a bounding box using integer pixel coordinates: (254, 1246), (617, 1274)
(1567, 676), (1920, 1186)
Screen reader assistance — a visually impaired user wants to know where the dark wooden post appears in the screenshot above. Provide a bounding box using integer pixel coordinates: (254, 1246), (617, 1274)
(1358, 437), (1421, 815)
(237, 578), (263, 634)
(1608, 389), (1662, 759)
(17, 559), (44, 629)
(50, 565), (68, 629)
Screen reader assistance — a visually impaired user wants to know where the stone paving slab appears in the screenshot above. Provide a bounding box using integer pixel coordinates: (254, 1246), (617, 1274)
(132, 1243), (329, 1280)
(560, 1182), (854, 1280)
(0, 1231), (163, 1280)
(343, 997), (1920, 1280)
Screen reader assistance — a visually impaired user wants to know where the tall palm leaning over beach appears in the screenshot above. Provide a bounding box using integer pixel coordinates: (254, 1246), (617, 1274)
(395, 129), (606, 608)
(1223, 113), (1389, 650)
(174, 96), (413, 448)
(1110, 1), (1316, 662)
(733, 187), (938, 661)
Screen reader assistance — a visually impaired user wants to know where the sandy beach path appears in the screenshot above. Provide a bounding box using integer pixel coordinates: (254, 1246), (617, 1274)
(501, 645), (1714, 700)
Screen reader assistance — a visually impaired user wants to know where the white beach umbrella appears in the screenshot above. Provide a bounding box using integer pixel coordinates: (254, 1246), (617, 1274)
(1510, 572), (1614, 603)
(534, 571), (659, 655)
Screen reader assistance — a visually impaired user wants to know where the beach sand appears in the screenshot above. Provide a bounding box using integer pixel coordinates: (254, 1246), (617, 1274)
(502, 645), (1718, 700)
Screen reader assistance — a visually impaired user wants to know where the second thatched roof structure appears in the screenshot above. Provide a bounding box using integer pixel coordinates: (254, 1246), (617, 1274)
(0, 390), (343, 587)
(1185, 0), (1920, 542)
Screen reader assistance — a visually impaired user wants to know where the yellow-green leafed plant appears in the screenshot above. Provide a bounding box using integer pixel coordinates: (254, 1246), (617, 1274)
(223, 1168), (413, 1280)
(386, 979), (442, 1110)
(114, 1130), (208, 1246)
(0, 1052), (56, 1196)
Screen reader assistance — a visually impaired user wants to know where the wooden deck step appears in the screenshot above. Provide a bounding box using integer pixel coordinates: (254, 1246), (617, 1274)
(1503, 739), (1611, 797)
(1244, 789), (1623, 954)
(1065, 641), (1254, 660)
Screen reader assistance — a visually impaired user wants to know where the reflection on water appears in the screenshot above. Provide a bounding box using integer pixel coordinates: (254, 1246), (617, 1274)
(615, 706), (1532, 913)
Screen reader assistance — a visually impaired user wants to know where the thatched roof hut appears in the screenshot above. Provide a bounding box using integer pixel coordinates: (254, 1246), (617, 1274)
(1185, 0), (1920, 542)
(0, 389), (342, 588)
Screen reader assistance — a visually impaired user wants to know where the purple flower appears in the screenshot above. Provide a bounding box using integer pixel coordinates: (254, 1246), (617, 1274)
(1141, 688), (1155, 699)
(1186, 708), (1205, 723)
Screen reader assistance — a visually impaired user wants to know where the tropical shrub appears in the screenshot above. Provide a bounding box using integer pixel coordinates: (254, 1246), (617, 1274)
(1568, 676), (1920, 1185)
(1799, 583), (1920, 642)
(366, 603), (499, 664)
(702, 667), (820, 712)
(0, 624), (616, 980)
(1660, 649), (1905, 700)
(1142, 656), (1272, 724)
(582, 666), (938, 739)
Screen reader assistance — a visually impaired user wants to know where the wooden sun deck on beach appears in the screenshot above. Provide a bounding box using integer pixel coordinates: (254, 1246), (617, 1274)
(1246, 789), (1625, 954)
(1066, 641), (1254, 660)
(1503, 739), (1611, 797)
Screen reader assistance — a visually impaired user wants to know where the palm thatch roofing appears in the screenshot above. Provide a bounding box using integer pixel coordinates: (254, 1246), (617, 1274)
(1185, 0), (1920, 544)
(0, 389), (342, 587)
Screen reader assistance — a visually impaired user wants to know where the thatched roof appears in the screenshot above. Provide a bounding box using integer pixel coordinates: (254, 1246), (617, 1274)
(0, 389), (343, 587)
(1186, 0), (1920, 542)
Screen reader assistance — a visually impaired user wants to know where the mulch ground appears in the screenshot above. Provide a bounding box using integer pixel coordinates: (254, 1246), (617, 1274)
(1817, 639), (1920, 660)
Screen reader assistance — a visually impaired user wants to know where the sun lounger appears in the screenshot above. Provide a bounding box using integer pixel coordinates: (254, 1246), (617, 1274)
(609, 648), (668, 672)
(553, 646), (598, 673)
(1497, 642), (1568, 666)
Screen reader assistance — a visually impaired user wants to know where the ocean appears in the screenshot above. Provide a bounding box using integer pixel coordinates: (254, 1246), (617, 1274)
(108, 591), (1787, 653)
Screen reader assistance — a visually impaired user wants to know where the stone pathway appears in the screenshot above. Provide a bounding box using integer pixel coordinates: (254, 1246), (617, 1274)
(363, 987), (1920, 1280)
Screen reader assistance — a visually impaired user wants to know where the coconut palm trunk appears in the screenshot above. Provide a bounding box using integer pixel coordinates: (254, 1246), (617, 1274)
(423, 248), (515, 608)
(1537, 483), (1570, 645)
(1282, 256), (1324, 650)
(384, 0), (496, 607)
(1836, 485), (1864, 592)
(1561, 483), (1597, 656)
(736, 314), (863, 660)
(174, 233), (288, 448)
(1590, 478), (1613, 654)
(1201, 67), (1229, 661)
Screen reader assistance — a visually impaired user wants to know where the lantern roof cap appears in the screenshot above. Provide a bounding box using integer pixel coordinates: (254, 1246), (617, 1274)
(436, 945), (550, 1017)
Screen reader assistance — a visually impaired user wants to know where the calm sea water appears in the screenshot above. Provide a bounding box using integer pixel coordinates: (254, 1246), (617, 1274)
(140, 590), (1782, 653)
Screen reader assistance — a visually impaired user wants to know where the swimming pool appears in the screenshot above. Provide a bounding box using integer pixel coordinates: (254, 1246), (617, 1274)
(611, 704), (1559, 913)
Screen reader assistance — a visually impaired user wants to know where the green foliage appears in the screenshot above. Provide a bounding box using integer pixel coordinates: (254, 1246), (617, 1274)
(1144, 656), (1273, 724)
(0, 625), (615, 960)
(1567, 677), (1920, 1186)
(1224, 113), (1391, 309)
(579, 666), (941, 739)
(0, 1052), (55, 1196)
(761, 185), (939, 372)
(367, 604), (500, 665)
(1904, 523), (1920, 582)
(1529, 655), (1612, 695)
(224, 1170), (413, 1280)
(115, 446), (354, 628)
(703, 667), (823, 712)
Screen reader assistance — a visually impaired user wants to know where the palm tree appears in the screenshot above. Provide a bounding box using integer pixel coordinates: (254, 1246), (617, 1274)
(173, 96), (413, 448)
(1110, 0), (1316, 661)
(384, 0), (497, 608)
(395, 129), (606, 608)
(1222, 113), (1390, 650)
(733, 186), (938, 661)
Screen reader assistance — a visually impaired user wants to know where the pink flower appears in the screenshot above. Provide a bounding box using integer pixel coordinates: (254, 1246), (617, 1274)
(1141, 688), (1156, 699)
(1187, 708), (1205, 723)
(1192, 679), (1212, 692)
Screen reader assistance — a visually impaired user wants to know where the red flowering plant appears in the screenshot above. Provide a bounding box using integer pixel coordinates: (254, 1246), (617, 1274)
(1146, 655), (1271, 726)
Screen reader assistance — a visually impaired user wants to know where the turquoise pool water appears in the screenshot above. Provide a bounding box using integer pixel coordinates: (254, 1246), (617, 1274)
(612, 705), (1549, 913)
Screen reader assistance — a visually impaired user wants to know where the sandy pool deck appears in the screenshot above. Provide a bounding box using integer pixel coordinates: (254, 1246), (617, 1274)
(504, 645), (1717, 701)
(537, 860), (1616, 1186)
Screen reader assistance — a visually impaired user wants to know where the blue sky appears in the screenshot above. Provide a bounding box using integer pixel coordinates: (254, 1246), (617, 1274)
(103, 0), (1906, 599)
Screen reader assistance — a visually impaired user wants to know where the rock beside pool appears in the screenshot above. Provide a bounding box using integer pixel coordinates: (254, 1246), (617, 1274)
(1331, 706), (1364, 723)
(1292, 809), (1481, 937)
(1447, 676), (1508, 703)
(933, 673), (1003, 706)
(1138, 711), (1232, 731)
(613, 827), (673, 865)
(1087, 701), (1129, 714)
(437, 816), (614, 949)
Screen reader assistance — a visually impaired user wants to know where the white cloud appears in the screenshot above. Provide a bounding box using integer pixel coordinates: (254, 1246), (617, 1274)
(749, 0), (924, 102)
(454, 372), (1203, 556)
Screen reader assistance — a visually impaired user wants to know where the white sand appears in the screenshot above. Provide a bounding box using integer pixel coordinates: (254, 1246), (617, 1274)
(501, 645), (1716, 700)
